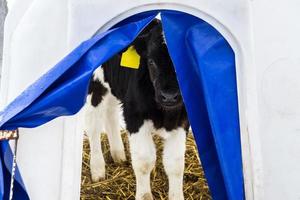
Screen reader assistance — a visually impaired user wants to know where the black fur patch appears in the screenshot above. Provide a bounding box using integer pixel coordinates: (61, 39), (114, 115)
(88, 79), (108, 107)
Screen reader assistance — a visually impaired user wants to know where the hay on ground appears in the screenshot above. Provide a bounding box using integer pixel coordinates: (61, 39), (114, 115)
(81, 131), (211, 200)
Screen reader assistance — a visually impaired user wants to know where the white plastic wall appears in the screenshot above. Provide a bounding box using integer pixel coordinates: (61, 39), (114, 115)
(251, 1), (300, 199)
(0, 0), (83, 199)
(1, 0), (300, 199)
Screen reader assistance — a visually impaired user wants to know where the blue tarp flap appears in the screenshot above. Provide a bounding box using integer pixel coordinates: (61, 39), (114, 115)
(0, 141), (29, 200)
(161, 11), (244, 200)
(0, 14), (158, 130)
(0, 10), (244, 200)
(0, 13), (158, 199)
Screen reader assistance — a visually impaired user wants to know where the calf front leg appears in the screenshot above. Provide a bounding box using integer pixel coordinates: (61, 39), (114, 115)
(129, 121), (156, 200)
(163, 128), (186, 200)
(84, 96), (106, 182)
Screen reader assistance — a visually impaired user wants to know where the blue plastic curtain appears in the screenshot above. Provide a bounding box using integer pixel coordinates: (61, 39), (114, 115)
(161, 11), (244, 200)
(0, 11), (244, 200)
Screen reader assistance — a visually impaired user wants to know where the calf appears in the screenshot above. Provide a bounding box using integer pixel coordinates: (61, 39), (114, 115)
(83, 19), (189, 200)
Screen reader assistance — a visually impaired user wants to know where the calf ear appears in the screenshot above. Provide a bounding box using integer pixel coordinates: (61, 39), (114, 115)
(132, 19), (160, 56)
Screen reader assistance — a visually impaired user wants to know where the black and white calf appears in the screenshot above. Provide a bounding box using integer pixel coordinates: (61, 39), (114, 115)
(83, 19), (189, 200)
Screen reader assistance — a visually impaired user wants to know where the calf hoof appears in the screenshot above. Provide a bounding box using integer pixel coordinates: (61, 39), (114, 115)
(91, 174), (105, 182)
(111, 149), (126, 163)
(90, 166), (105, 182)
(90, 158), (105, 182)
(137, 193), (153, 200)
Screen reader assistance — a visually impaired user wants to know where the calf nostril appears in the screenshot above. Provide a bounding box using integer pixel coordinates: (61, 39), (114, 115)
(173, 94), (179, 101)
(161, 94), (169, 102)
(162, 95), (167, 101)
(161, 92), (179, 103)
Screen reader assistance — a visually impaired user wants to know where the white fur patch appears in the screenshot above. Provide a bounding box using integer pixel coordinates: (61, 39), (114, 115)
(93, 67), (110, 90)
(163, 127), (186, 200)
(130, 120), (156, 199)
(154, 127), (171, 139)
(105, 93), (126, 163)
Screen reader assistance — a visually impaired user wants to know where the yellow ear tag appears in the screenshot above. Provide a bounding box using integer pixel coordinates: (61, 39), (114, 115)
(120, 46), (141, 69)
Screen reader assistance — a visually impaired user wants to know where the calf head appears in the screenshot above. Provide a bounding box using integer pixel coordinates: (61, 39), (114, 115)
(134, 19), (183, 110)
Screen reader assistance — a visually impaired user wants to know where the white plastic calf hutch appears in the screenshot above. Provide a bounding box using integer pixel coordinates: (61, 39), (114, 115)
(0, 0), (300, 200)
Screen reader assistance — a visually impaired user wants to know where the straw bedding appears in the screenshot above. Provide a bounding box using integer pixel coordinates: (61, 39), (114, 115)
(81, 131), (211, 200)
